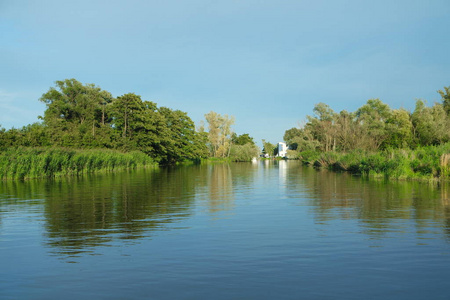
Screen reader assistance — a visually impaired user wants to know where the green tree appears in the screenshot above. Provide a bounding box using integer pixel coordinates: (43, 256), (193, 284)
(229, 143), (259, 161)
(306, 103), (338, 151)
(438, 86), (450, 115)
(385, 109), (413, 148)
(231, 133), (255, 146)
(110, 94), (164, 156)
(262, 140), (276, 156)
(334, 110), (366, 151)
(355, 98), (392, 150)
(283, 127), (320, 152)
(19, 123), (50, 147)
(39, 79), (113, 147)
(158, 107), (208, 164)
(283, 127), (302, 150)
(412, 100), (450, 146)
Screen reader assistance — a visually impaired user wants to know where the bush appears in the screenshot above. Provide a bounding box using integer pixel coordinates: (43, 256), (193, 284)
(301, 142), (450, 181)
(229, 143), (260, 162)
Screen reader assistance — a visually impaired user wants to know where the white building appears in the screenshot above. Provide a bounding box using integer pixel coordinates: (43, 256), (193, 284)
(277, 142), (288, 158)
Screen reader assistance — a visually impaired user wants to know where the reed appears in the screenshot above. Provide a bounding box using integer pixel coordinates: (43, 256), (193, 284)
(441, 153), (450, 178)
(298, 142), (450, 181)
(0, 147), (157, 180)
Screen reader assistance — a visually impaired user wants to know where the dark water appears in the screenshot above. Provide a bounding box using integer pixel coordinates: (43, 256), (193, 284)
(1, 161), (450, 299)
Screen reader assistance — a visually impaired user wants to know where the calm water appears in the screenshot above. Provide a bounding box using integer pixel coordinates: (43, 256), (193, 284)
(1, 161), (450, 299)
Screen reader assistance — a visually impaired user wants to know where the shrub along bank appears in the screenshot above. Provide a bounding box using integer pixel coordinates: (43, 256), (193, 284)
(297, 143), (450, 181)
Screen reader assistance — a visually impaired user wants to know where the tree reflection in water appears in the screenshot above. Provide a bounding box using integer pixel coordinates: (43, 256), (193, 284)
(1, 161), (450, 258)
(284, 164), (450, 241)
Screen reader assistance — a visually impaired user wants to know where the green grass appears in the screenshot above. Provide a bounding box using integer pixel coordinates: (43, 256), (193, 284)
(298, 143), (450, 181)
(0, 147), (157, 180)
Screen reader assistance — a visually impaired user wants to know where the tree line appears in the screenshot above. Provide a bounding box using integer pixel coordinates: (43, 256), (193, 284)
(284, 86), (450, 153)
(0, 79), (258, 164)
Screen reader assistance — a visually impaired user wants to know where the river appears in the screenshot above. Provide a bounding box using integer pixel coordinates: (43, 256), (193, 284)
(1, 161), (450, 299)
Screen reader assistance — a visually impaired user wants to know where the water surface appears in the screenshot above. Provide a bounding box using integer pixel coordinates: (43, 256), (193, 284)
(1, 161), (450, 299)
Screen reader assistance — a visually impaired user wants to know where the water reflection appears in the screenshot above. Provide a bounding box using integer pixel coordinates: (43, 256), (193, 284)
(1, 161), (450, 259)
(1, 168), (203, 257)
(206, 164), (234, 213)
(0, 164), (244, 257)
(284, 165), (450, 240)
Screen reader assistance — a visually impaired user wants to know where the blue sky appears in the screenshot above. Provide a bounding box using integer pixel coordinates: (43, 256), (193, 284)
(1, 0), (449, 145)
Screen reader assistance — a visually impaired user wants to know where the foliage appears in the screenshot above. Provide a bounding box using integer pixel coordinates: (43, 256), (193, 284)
(1, 79), (209, 165)
(297, 143), (450, 181)
(229, 143), (259, 162)
(285, 86), (450, 154)
(262, 140), (276, 156)
(157, 107), (209, 164)
(438, 86), (450, 115)
(231, 133), (255, 146)
(202, 111), (235, 158)
(411, 100), (450, 146)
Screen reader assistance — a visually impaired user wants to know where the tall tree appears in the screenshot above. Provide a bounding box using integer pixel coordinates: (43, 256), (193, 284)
(438, 86), (450, 115)
(204, 111), (235, 158)
(283, 127), (302, 150)
(39, 79), (113, 147)
(412, 100), (450, 146)
(385, 108), (413, 148)
(307, 103), (338, 151)
(158, 107), (208, 164)
(110, 93), (163, 155)
(355, 98), (392, 150)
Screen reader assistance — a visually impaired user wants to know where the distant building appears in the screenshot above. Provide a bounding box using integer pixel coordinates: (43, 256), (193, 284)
(277, 142), (288, 158)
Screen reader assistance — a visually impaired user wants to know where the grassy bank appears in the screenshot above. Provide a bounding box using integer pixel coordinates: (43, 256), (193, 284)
(297, 143), (450, 181)
(0, 147), (157, 180)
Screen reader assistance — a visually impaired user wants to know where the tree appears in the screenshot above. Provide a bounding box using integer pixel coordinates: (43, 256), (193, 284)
(306, 103), (338, 151)
(229, 143), (259, 161)
(283, 127), (320, 152)
(385, 109), (413, 148)
(438, 86), (450, 115)
(334, 110), (365, 151)
(355, 99), (392, 150)
(283, 127), (302, 150)
(204, 111), (235, 158)
(158, 107), (208, 164)
(39, 79), (113, 147)
(110, 93), (144, 140)
(231, 133), (255, 146)
(412, 100), (450, 146)
(262, 140), (276, 156)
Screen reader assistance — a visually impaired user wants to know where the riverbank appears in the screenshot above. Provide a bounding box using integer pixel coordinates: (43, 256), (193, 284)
(297, 143), (450, 181)
(0, 147), (157, 180)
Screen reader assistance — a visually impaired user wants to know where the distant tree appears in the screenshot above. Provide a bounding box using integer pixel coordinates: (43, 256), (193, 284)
(334, 110), (365, 151)
(385, 109), (413, 148)
(231, 133), (255, 146)
(262, 139), (276, 156)
(306, 103), (338, 151)
(412, 100), (450, 146)
(229, 143), (259, 161)
(283, 127), (302, 150)
(19, 123), (50, 147)
(110, 93), (144, 140)
(158, 107), (208, 164)
(0, 126), (20, 148)
(39, 78), (113, 147)
(438, 86), (450, 115)
(355, 98), (392, 150)
(204, 111), (235, 158)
